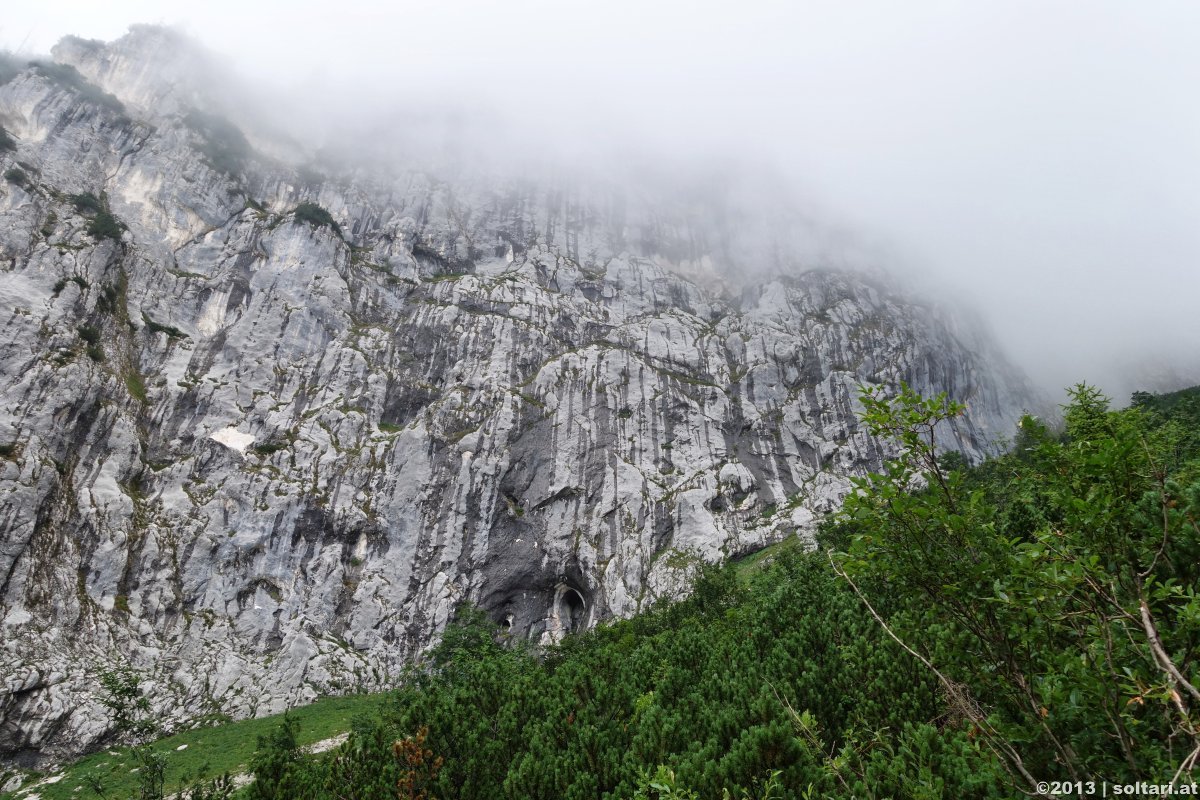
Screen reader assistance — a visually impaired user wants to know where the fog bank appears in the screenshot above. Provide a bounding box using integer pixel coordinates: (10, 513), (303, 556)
(4, 2), (1198, 402)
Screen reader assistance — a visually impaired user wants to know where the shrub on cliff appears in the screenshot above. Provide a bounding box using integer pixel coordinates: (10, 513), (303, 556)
(292, 202), (343, 239)
(69, 192), (126, 242)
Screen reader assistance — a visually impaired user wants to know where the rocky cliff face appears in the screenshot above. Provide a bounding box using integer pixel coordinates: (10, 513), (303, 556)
(0, 27), (1035, 766)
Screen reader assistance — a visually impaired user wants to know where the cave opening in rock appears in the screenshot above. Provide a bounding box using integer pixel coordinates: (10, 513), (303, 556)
(561, 587), (585, 633)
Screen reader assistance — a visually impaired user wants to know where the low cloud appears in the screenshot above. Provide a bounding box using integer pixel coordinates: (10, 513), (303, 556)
(3, 1), (1198, 402)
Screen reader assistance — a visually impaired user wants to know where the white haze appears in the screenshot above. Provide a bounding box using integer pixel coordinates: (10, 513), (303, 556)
(3, 1), (1199, 403)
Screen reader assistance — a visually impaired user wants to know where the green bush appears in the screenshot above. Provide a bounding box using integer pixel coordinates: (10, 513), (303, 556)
(97, 281), (124, 315)
(52, 276), (89, 295)
(40, 211), (58, 238)
(3, 167), (24, 187)
(70, 192), (105, 214)
(252, 440), (291, 456)
(833, 382), (1200, 790)
(292, 202), (343, 239)
(78, 324), (104, 361)
(70, 193), (125, 242)
(142, 313), (188, 339)
(77, 324), (101, 346)
(87, 210), (125, 241)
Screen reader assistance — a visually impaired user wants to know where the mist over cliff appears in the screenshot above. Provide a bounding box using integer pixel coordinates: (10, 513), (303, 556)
(8, 2), (1198, 400)
(0, 24), (1056, 765)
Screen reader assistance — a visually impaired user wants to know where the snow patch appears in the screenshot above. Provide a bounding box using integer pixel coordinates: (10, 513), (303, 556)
(210, 427), (255, 453)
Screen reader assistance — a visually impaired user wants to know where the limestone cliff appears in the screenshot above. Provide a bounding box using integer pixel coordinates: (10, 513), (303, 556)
(0, 27), (1036, 765)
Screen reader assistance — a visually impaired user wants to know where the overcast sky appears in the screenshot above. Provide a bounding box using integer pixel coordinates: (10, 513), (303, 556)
(4, 1), (1198, 401)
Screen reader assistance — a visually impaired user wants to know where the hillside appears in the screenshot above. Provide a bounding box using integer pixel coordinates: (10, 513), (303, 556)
(0, 26), (1040, 765)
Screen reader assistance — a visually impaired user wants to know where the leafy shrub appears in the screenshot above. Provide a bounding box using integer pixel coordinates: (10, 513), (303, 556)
(78, 324), (104, 361)
(70, 192), (105, 214)
(4, 166), (27, 186)
(52, 275), (89, 295)
(245, 714), (305, 800)
(142, 313), (188, 339)
(77, 324), (101, 346)
(70, 193), (126, 241)
(833, 382), (1200, 791)
(292, 202), (343, 239)
(97, 282), (124, 315)
(252, 440), (290, 456)
(87, 210), (125, 242)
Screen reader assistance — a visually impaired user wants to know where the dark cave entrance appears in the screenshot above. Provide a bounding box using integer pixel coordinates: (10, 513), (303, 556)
(561, 587), (586, 633)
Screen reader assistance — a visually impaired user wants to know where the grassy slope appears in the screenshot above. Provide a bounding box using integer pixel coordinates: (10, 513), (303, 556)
(732, 534), (805, 581)
(4, 694), (385, 800)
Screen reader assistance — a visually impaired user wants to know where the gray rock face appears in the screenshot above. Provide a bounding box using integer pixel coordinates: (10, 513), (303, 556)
(0, 27), (1037, 766)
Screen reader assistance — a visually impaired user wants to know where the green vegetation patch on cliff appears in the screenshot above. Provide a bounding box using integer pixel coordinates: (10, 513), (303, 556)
(4, 167), (28, 187)
(141, 312), (188, 340)
(69, 192), (125, 242)
(292, 202), (343, 239)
